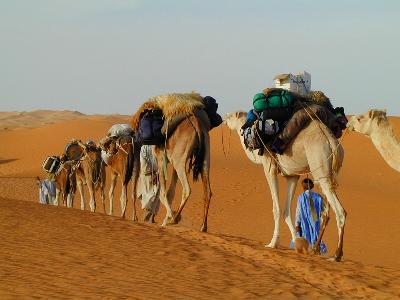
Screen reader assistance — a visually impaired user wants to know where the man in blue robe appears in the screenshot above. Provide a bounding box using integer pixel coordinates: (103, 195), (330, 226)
(294, 178), (327, 253)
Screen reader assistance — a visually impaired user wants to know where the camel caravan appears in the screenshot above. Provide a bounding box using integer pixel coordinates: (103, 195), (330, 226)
(36, 71), (400, 262)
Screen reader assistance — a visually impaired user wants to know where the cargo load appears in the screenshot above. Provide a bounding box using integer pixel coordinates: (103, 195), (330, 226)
(42, 156), (61, 173)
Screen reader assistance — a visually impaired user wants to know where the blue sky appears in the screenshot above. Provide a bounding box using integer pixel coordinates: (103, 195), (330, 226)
(1, 0), (399, 115)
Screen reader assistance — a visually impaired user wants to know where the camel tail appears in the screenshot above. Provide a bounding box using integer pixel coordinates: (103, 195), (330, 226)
(124, 143), (135, 185)
(191, 121), (206, 181)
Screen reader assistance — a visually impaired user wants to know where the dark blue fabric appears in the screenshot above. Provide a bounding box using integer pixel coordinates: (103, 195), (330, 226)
(138, 110), (165, 145)
(203, 96), (222, 129)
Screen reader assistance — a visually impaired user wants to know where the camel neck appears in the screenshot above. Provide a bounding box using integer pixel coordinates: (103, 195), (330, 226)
(370, 121), (400, 171)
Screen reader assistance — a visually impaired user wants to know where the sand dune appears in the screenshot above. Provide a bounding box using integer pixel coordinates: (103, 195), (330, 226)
(1, 111), (400, 298)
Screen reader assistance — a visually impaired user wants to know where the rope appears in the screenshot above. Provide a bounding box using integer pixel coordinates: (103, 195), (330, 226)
(221, 125), (227, 158)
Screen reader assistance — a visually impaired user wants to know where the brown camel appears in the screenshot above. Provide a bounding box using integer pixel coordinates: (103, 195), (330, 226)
(101, 135), (140, 219)
(74, 140), (107, 213)
(131, 92), (213, 231)
(225, 111), (346, 261)
(53, 156), (77, 208)
(152, 111), (212, 231)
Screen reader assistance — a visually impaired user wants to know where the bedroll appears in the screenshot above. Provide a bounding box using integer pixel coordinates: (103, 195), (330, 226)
(253, 89), (294, 111)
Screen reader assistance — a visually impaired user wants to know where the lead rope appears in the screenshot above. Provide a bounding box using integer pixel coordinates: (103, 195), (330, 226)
(221, 125), (227, 158)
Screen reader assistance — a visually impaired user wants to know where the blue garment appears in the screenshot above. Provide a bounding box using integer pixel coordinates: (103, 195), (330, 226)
(39, 179), (56, 204)
(292, 190), (327, 253)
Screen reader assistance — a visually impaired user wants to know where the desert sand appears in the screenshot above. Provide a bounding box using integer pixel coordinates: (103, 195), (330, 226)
(1, 111), (400, 299)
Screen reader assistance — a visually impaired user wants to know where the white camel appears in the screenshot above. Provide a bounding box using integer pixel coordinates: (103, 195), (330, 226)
(347, 109), (400, 172)
(225, 112), (346, 261)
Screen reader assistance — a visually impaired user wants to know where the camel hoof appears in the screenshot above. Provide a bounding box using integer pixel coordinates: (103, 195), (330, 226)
(132, 215), (138, 222)
(311, 247), (321, 255)
(200, 225), (207, 232)
(171, 213), (182, 224)
(264, 242), (278, 249)
(334, 255), (342, 262)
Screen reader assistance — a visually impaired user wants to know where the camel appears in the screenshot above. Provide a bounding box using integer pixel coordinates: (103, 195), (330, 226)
(347, 109), (400, 172)
(131, 92), (213, 231)
(101, 135), (140, 219)
(53, 157), (77, 208)
(224, 111), (346, 261)
(152, 110), (212, 231)
(74, 141), (107, 213)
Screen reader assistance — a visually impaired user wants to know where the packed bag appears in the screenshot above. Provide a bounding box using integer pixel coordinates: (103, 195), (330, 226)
(42, 156), (61, 173)
(65, 141), (84, 161)
(108, 123), (134, 137)
(137, 109), (165, 145)
(253, 89), (294, 111)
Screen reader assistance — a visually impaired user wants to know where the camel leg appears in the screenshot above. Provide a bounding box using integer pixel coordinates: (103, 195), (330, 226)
(101, 185), (106, 214)
(77, 180), (85, 210)
(55, 189), (60, 206)
(199, 166), (212, 233)
(166, 169), (178, 205)
(263, 165), (281, 248)
(108, 172), (118, 216)
(131, 171), (139, 222)
(319, 180), (346, 261)
(88, 183), (96, 213)
(159, 165), (173, 227)
(172, 166), (191, 224)
(284, 176), (299, 242)
(66, 193), (73, 208)
(313, 203), (330, 255)
(120, 181), (128, 218)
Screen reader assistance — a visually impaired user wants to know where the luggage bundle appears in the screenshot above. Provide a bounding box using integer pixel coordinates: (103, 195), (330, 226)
(42, 156), (61, 173)
(243, 88), (348, 154)
(100, 124), (135, 165)
(253, 89), (296, 122)
(137, 109), (165, 145)
(108, 123), (134, 137)
(65, 141), (85, 161)
(135, 94), (223, 146)
(202, 96), (223, 129)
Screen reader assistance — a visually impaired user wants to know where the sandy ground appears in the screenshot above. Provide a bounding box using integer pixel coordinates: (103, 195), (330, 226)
(1, 111), (400, 299)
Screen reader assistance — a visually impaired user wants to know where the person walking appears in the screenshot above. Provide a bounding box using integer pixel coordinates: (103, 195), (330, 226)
(294, 178), (327, 253)
(138, 145), (160, 223)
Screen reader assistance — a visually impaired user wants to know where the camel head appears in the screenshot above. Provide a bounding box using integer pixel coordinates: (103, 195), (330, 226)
(347, 109), (387, 136)
(223, 111), (247, 131)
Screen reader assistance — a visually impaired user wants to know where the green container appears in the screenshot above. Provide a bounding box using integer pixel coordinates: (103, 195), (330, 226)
(253, 90), (294, 111)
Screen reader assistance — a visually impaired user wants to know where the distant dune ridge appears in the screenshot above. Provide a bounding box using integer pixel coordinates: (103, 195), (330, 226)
(0, 110), (400, 298)
(0, 110), (131, 130)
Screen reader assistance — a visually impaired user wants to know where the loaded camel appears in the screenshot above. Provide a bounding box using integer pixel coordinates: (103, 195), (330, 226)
(100, 134), (140, 219)
(131, 93), (212, 231)
(347, 109), (400, 172)
(52, 156), (77, 208)
(224, 111), (346, 261)
(74, 140), (107, 213)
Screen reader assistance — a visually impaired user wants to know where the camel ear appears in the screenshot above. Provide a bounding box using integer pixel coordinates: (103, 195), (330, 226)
(368, 110), (375, 118)
(368, 109), (387, 119)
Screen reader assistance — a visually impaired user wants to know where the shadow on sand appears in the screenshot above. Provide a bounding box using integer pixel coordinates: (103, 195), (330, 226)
(0, 158), (19, 165)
